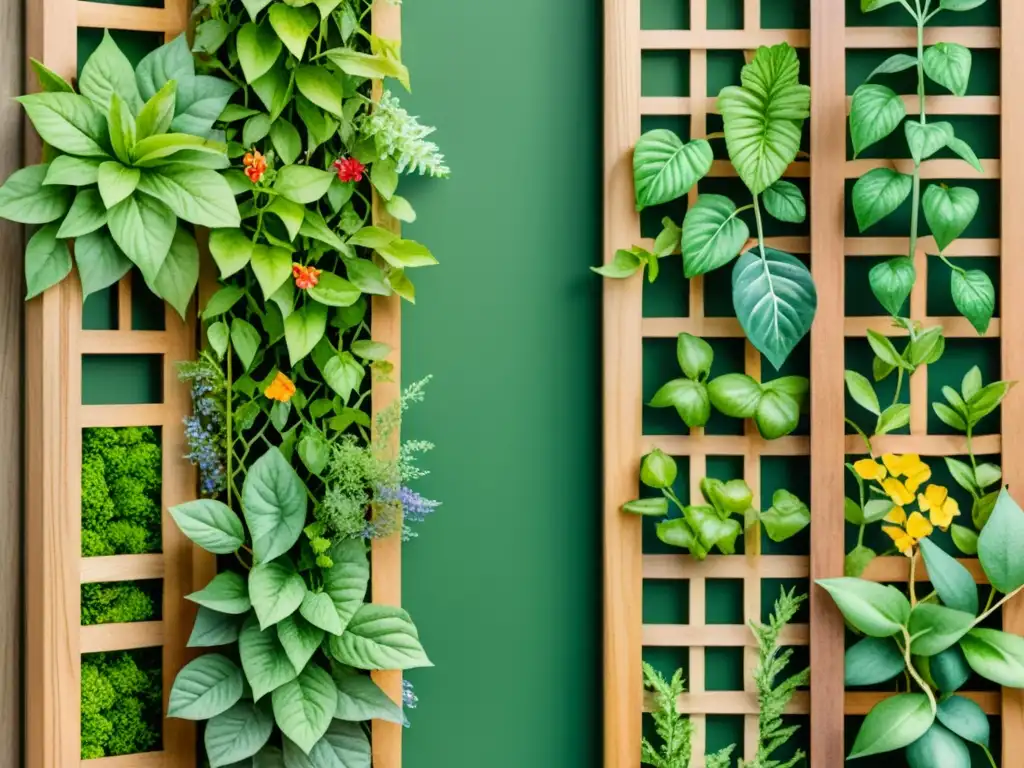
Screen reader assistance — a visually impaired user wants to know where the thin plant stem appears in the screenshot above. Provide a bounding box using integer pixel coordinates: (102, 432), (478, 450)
(902, 626), (936, 713)
(909, 550), (918, 605)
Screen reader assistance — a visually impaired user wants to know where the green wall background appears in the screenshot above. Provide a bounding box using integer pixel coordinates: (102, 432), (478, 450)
(399, 1), (603, 765)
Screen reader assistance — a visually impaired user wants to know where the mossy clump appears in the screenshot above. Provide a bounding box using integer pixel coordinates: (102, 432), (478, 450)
(81, 582), (157, 626)
(81, 650), (161, 759)
(81, 427), (162, 556)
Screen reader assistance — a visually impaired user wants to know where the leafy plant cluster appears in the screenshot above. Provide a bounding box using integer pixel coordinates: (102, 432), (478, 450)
(596, 43), (817, 371)
(81, 427), (162, 557)
(651, 333), (808, 440)
(81, 650), (161, 759)
(0, 33), (239, 314)
(81, 582), (157, 626)
(642, 589), (808, 768)
(851, 0), (993, 333)
(624, 449), (809, 558)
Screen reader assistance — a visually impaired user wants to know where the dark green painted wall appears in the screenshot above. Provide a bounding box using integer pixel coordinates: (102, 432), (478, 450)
(399, 1), (602, 765)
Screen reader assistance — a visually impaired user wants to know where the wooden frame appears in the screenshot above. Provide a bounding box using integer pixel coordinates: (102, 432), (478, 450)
(603, 3), (1020, 765)
(24, 2), (200, 766)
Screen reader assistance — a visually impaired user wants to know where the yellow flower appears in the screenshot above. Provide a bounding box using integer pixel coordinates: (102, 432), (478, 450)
(853, 459), (887, 481)
(881, 453), (931, 492)
(882, 477), (915, 506)
(917, 484), (960, 530)
(263, 372), (296, 403)
(882, 506), (934, 556)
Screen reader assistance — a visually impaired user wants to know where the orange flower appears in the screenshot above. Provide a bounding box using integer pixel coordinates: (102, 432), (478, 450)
(243, 149), (267, 183)
(292, 263), (322, 290)
(264, 372), (296, 402)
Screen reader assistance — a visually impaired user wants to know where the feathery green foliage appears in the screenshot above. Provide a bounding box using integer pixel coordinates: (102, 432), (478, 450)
(81, 427), (161, 556)
(81, 650), (161, 759)
(81, 582), (157, 626)
(740, 588), (810, 768)
(641, 663), (693, 768)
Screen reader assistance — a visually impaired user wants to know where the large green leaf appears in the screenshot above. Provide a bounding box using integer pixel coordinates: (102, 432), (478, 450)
(42, 156), (102, 186)
(282, 720), (371, 768)
(631, 129), (712, 210)
(135, 81), (177, 141)
(844, 637), (905, 686)
(170, 498), (244, 554)
(849, 84), (906, 156)
(230, 318), (261, 371)
(97, 161), (140, 209)
(274, 165), (335, 204)
(188, 607), (244, 648)
(759, 488), (810, 540)
(24, 224), (71, 300)
(79, 30), (142, 113)
(922, 185), (978, 252)
(905, 723), (971, 768)
(237, 21), (284, 84)
(249, 560), (307, 630)
(136, 166), (240, 228)
(924, 43), (972, 97)
(978, 488), (1024, 593)
(816, 577), (909, 637)
(209, 228), (254, 278)
(869, 257), (916, 316)
(906, 121), (954, 163)
(242, 446), (307, 564)
(149, 226), (199, 319)
(296, 66), (344, 117)
(105, 192), (176, 283)
(268, 3), (319, 59)
(960, 628), (1024, 687)
(930, 645), (971, 693)
(936, 695), (990, 748)
(168, 654), (244, 720)
(277, 614), (324, 672)
(132, 133), (229, 167)
(308, 272), (360, 307)
(136, 34), (194, 101)
(327, 604), (431, 670)
(649, 378), (711, 428)
(271, 664), (336, 754)
(761, 180), (805, 223)
(680, 194), (749, 277)
(0, 164), (71, 224)
(285, 302), (328, 365)
(74, 228), (132, 299)
(918, 538), (978, 614)
(188, 571), (252, 615)
(299, 591), (344, 636)
(17, 93), (109, 157)
(852, 168), (912, 232)
(322, 539), (369, 635)
(250, 244), (293, 299)
(908, 603), (975, 657)
(716, 43), (810, 195)
(170, 75), (238, 137)
(204, 700), (274, 768)
(56, 188), (106, 238)
(107, 93), (136, 165)
(951, 269), (994, 335)
(333, 673), (404, 723)
(848, 694), (934, 759)
(325, 47), (410, 89)
(238, 614), (298, 700)
(731, 248), (816, 370)
(707, 373), (762, 418)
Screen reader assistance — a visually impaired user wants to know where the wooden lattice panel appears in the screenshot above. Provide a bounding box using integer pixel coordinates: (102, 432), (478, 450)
(606, 2), (1024, 766)
(25, 1), (198, 766)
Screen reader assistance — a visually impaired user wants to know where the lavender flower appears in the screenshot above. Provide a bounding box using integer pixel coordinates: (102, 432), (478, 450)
(402, 679), (418, 728)
(178, 355), (227, 496)
(374, 484), (440, 541)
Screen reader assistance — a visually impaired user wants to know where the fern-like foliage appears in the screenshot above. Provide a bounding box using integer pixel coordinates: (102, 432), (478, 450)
(739, 587), (811, 768)
(641, 662), (693, 768)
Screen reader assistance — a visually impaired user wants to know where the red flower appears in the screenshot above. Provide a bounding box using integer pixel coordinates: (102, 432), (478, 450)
(292, 263), (322, 291)
(243, 149), (267, 183)
(332, 156), (365, 183)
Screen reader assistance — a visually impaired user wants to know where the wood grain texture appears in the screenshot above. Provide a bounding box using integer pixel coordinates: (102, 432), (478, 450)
(0, 0), (22, 762)
(808, 1), (847, 762)
(1001, 0), (1024, 757)
(603, 0), (643, 764)
(369, 2), (405, 765)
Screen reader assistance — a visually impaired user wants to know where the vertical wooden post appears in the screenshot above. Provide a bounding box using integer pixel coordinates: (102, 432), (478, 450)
(809, 0), (847, 762)
(1001, 0), (1024, 759)
(603, 0), (643, 765)
(370, 2), (405, 766)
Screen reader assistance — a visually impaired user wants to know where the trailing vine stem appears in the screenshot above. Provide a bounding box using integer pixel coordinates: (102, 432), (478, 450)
(901, 625), (937, 714)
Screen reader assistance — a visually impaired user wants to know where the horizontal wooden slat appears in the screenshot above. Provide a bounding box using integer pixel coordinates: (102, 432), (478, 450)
(844, 316), (1000, 338)
(80, 331), (169, 355)
(846, 26), (999, 49)
(844, 433), (1000, 456)
(76, 2), (173, 32)
(847, 158), (998, 179)
(845, 95), (1001, 116)
(863, 555), (989, 584)
(646, 690), (810, 716)
(711, 159), (809, 179)
(644, 434), (809, 457)
(644, 555), (809, 581)
(846, 237), (999, 257)
(845, 690), (999, 716)
(81, 404), (168, 428)
(640, 29), (809, 51)
(80, 621), (164, 653)
(80, 554), (165, 584)
(83, 751), (169, 768)
(643, 623), (809, 647)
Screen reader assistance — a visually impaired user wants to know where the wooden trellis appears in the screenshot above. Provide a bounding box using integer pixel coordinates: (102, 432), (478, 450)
(25, 3), (200, 767)
(604, 1), (1024, 765)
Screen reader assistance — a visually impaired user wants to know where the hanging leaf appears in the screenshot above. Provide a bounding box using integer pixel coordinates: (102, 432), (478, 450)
(716, 43), (810, 195)
(922, 185), (978, 252)
(905, 121), (954, 163)
(905, 723), (971, 768)
(951, 269), (994, 335)
(849, 84), (906, 156)
(761, 180), (806, 223)
(681, 194), (749, 277)
(852, 169), (912, 232)
(731, 248), (817, 370)
(631, 129), (712, 211)
(848, 694), (934, 759)
(924, 43), (972, 97)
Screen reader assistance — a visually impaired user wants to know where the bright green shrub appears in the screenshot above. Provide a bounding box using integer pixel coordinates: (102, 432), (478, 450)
(81, 427), (162, 557)
(81, 582), (156, 626)
(81, 651), (160, 759)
